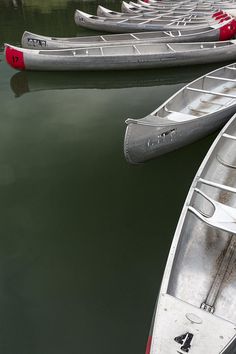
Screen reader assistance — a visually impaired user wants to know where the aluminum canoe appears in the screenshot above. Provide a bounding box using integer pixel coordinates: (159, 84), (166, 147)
(21, 19), (236, 50)
(5, 40), (236, 71)
(124, 1), (234, 14)
(74, 9), (234, 33)
(124, 62), (236, 163)
(137, 0), (236, 9)
(145, 112), (236, 354)
(121, 1), (224, 15)
(96, 4), (219, 21)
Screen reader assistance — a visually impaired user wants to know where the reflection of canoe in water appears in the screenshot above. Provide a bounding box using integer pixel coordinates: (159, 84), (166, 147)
(10, 64), (219, 96)
(5, 39), (236, 71)
(74, 9), (234, 33)
(21, 19), (236, 50)
(124, 62), (236, 164)
(146, 112), (236, 354)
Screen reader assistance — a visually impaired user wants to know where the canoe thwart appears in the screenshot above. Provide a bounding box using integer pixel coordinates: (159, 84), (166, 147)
(198, 178), (236, 193)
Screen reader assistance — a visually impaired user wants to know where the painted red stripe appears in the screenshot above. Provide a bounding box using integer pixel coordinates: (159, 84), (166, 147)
(5, 45), (25, 70)
(145, 336), (152, 354)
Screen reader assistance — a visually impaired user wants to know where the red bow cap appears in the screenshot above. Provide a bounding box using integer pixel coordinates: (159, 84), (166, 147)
(219, 19), (236, 40)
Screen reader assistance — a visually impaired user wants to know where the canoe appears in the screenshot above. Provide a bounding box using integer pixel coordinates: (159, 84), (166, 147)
(74, 9), (233, 33)
(121, 1), (219, 14)
(96, 5), (217, 21)
(121, 1), (233, 15)
(137, 0), (236, 9)
(22, 20), (236, 50)
(124, 62), (236, 164)
(145, 112), (236, 354)
(136, 0), (218, 9)
(124, 1), (234, 14)
(6, 39), (236, 71)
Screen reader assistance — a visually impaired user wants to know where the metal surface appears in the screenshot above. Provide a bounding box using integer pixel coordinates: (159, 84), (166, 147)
(121, 1), (219, 14)
(124, 63), (236, 163)
(146, 113), (236, 354)
(96, 5), (216, 20)
(74, 9), (233, 33)
(136, 0), (236, 10)
(125, 1), (232, 13)
(5, 40), (236, 71)
(21, 20), (236, 50)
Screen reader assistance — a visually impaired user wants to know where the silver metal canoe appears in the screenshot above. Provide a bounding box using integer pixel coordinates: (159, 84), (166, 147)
(146, 112), (236, 354)
(5, 40), (236, 71)
(74, 9), (234, 33)
(21, 19), (236, 50)
(96, 4), (217, 21)
(124, 62), (236, 163)
(121, 1), (221, 15)
(124, 1), (234, 14)
(137, 0), (236, 9)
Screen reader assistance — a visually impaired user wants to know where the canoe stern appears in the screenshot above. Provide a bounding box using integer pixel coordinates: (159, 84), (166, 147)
(5, 45), (25, 70)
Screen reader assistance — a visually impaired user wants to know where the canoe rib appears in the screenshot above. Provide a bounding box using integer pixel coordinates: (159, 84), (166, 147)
(198, 178), (236, 193)
(223, 132), (236, 140)
(186, 87), (236, 99)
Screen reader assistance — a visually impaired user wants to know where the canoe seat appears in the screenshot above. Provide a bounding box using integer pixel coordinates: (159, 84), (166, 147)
(188, 188), (236, 234)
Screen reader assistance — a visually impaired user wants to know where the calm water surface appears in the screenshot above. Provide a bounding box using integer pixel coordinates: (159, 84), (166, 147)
(0, 1), (226, 353)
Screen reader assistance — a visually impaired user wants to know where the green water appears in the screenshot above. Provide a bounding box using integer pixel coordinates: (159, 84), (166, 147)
(0, 1), (226, 353)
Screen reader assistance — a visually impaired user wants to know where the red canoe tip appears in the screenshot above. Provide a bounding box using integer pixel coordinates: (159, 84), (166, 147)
(145, 336), (152, 354)
(5, 45), (25, 70)
(219, 19), (236, 40)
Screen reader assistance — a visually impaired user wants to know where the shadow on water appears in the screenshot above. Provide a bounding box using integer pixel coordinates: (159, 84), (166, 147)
(10, 62), (233, 97)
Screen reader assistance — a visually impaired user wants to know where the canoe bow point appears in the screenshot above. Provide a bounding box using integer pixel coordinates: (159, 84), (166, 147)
(5, 45), (25, 70)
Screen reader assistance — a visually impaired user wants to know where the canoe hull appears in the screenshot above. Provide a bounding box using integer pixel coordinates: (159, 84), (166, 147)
(146, 113), (236, 353)
(74, 10), (221, 33)
(124, 106), (236, 163)
(5, 42), (236, 71)
(21, 27), (230, 50)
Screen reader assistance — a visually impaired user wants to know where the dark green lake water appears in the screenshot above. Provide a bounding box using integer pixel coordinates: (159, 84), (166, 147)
(0, 1), (228, 353)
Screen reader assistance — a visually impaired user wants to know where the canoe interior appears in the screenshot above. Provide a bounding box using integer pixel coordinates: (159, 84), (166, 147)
(149, 65), (236, 122)
(35, 26), (223, 44)
(38, 41), (234, 57)
(167, 117), (236, 325)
